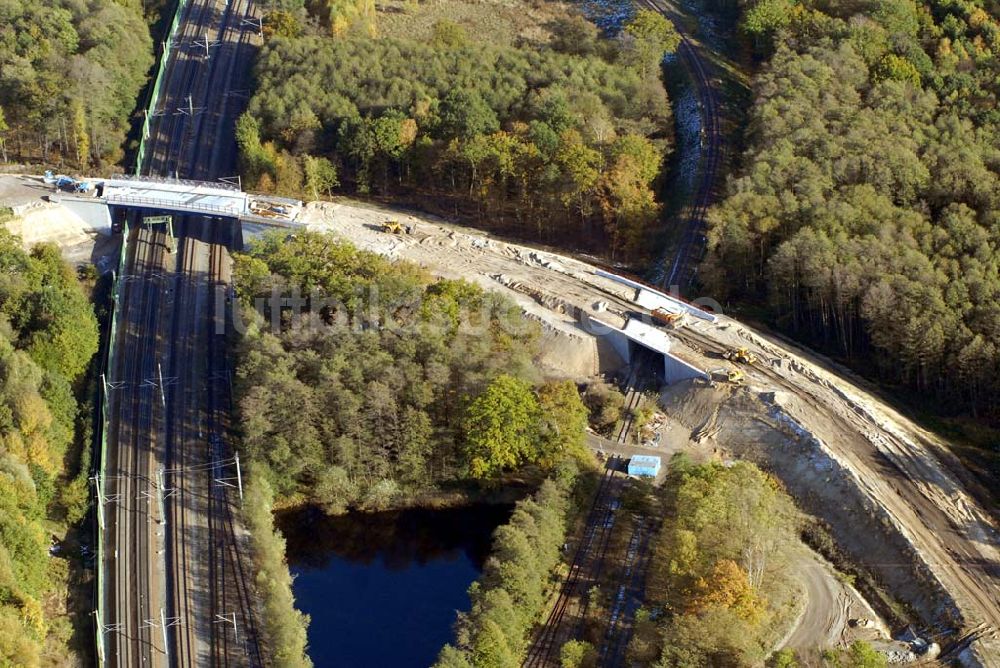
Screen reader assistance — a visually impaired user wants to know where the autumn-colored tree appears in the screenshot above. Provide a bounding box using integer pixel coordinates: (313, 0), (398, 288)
(71, 100), (88, 167)
(621, 9), (681, 78)
(647, 459), (799, 664)
(302, 155), (338, 199)
(0, 106), (7, 163)
(536, 380), (589, 466)
(688, 559), (763, 622)
(243, 29), (671, 259)
(263, 10), (303, 39)
(431, 20), (467, 49)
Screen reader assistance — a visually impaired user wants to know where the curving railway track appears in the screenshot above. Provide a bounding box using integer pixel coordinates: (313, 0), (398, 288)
(522, 2), (725, 661)
(640, 0), (723, 291)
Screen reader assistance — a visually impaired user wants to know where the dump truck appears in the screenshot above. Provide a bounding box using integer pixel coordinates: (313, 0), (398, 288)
(723, 347), (758, 365)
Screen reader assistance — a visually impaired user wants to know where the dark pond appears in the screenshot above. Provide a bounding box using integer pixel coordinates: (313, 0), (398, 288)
(277, 504), (512, 668)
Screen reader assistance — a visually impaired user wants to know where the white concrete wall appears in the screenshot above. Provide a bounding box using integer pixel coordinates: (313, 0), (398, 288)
(663, 352), (710, 384)
(58, 198), (112, 234)
(589, 317), (632, 364)
(594, 269), (719, 323)
(589, 316), (709, 384)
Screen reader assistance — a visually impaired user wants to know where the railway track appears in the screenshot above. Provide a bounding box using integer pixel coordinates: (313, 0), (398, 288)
(523, 458), (624, 668)
(163, 226), (204, 667)
(143, 0), (259, 179)
(144, 0), (216, 177)
(640, 0), (723, 291)
(615, 347), (660, 444)
(205, 220), (262, 666)
(106, 225), (169, 666)
(103, 213), (259, 667)
(601, 518), (655, 667)
(100, 0), (263, 661)
(527, 6), (725, 661)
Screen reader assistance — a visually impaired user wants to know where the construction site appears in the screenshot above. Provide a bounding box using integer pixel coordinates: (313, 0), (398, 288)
(0, 168), (997, 664)
(295, 198), (1000, 666)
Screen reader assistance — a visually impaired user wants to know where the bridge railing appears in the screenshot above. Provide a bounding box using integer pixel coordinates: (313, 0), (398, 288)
(134, 0), (190, 176)
(105, 194), (244, 217)
(95, 220), (129, 666)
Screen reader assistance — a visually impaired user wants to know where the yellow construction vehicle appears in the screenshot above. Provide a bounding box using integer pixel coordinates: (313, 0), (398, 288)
(723, 347), (758, 365)
(380, 220), (415, 235)
(710, 367), (745, 384)
(380, 220), (405, 234)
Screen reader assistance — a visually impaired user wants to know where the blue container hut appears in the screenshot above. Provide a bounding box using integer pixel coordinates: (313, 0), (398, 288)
(627, 455), (661, 478)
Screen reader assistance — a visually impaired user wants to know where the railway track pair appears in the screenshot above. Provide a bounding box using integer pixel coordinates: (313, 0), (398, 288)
(523, 458), (625, 667)
(600, 518), (656, 667)
(144, 0), (259, 179)
(106, 226), (169, 667)
(162, 219), (261, 667)
(105, 218), (260, 667)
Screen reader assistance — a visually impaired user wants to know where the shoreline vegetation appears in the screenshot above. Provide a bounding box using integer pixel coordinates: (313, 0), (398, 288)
(434, 460), (587, 668)
(231, 231), (595, 666)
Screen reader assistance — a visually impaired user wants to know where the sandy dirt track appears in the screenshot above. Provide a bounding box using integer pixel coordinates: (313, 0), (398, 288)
(292, 199), (1000, 665)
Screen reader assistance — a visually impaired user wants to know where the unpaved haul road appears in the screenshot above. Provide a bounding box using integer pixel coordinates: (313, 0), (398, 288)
(295, 199), (1000, 664)
(677, 319), (1000, 665)
(781, 551), (871, 651)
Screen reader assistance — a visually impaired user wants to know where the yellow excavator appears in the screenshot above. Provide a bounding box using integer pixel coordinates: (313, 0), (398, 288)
(723, 347), (758, 365)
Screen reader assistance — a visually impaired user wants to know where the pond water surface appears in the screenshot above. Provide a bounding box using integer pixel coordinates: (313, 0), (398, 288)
(278, 504), (512, 668)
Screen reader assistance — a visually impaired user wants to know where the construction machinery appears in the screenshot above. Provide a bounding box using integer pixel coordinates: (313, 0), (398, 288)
(651, 308), (686, 328)
(248, 200), (292, 218)
(710, 367), (745, 384)
(44, 170), (95, 194)
(380, 220), (412, 234)
(723, 347), (758, 365)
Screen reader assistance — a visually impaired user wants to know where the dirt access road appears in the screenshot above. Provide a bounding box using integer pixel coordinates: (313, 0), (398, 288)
(291, 199), (1000, 665)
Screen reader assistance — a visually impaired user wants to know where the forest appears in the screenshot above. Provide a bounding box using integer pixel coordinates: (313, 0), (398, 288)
(0, 230), (99, 665)
(232, 231), (590, 510)
(705, 0), (1000, 419)
(239, 7), (679, 260)
(643, 457), (801, 666)
(232, 231), (596, 667)
(0, 0), (153, 167)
